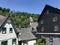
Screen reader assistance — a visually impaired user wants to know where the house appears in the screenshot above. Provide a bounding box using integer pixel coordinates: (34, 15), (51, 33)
(17, 17), (38, 45)
(0, 15), (18, 45)
(37, 5), (60, 45)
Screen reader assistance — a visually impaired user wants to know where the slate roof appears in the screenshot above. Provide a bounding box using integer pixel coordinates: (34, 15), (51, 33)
(18, 27), (37, 41)
(0, 15), (8, 27)
(0, 15), (17, 35)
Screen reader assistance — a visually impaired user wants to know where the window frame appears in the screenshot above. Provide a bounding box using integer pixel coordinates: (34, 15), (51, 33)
(12, 39), (16, 45)
(54, 25), (59, 31)
(53, 16), (57, 22)
(2, 27), (6, 34)
(1, 41), (8, 45)
(41, 27), (44, 31)
(9, 28), (13, 33)
(49, 36), (53, 42)
(40, 20), (44, 24)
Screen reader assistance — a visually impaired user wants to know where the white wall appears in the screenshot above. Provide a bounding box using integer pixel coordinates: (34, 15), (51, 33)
(0, 23), (17, 41)
(28, 40), (36, 45)
(0, 23), (18, 45)
(46, 37), (60, 45)
(22, 40), (36, 45)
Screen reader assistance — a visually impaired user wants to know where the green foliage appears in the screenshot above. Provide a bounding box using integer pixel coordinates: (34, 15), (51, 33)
(34, 37), (46, 45)
(0, 7), (39, 28)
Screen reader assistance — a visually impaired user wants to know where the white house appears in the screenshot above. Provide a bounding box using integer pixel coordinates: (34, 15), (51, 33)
(0, 15), (18, 45)
(0, 15), (38, 45)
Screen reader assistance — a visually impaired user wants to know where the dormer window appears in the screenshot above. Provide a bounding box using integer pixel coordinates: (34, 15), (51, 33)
(54, 25), (59, 31)
(40, 20), (44, 24)
(2, 27), (6, 34)
(10, 28), (13, 33)
(41, 27), (44, 31)
(53, 16), (57, 22)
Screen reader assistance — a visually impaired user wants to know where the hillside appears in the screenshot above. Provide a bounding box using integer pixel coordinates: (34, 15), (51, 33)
(0, 7), (39, 27)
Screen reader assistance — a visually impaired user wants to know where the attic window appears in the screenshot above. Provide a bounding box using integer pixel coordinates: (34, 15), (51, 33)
(10, 28), (13, 33)
(46, 10), (49, 14)
(54, 25), (59, 31)
(41, 27), (44, 31)
(2, 27), (6, 34)
(40, 20), (44, 24)
(53, 16), (57, 22)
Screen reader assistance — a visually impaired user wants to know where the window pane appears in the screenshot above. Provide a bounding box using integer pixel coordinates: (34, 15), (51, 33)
(1, 41), (7, 45)
(2, 27), (6, 34)
(12, 39), (16, 45)
(53, 16), (57, 22)
(49, 36), (53, 42)
(41, 27), (44, 31)
(40, 20), (44, 24)
(46, 10), (49, 14)
(10, 28), (13, 33)
(54, 25), (59, 31)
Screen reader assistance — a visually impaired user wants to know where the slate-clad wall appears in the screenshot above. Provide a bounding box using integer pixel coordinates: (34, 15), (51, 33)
(37, 13), (60, 33)
(44, 35), (60, 45)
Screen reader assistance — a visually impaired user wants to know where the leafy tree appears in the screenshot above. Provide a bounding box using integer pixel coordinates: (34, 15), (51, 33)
(0, 7), (39, 28)
(34, 37), (46, 45)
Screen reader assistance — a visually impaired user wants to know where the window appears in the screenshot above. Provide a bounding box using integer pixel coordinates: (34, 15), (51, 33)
(2, 27), (6, 34)
(0, 30), (1, 33)
(1, 41), (7, 45)
(49, 36), (53, 42)
(10, 28), (13, 33)
(53, 16), (57, 22)
(54, 25), (59, 31)
(40, 20), (44, 24)
(46, 10), (49, 14)
(12, 39), (16, 45)
(41, 27), (44, 31)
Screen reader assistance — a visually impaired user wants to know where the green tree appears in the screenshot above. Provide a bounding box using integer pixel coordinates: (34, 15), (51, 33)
(34, 37), (46, 45)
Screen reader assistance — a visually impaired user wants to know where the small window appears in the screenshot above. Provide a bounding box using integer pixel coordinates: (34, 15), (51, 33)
(41, 27), (44, 31)
(54, 25), (59, 31)
(0, 30), (1, 33)
(2, 27), (6, 34)
(53, 16), (57, 22)
(49, 36), (53, 45)
(46, 10), (49, 14)
(40, 20), (44, 24)
(10, 28), (13, 33)
(49, 36), (53, 42)
(12, 39), (16, 45)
